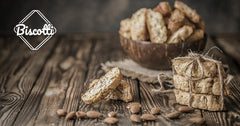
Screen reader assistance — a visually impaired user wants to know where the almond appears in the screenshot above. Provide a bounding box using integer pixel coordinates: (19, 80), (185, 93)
(108, 111), (117, 117)
(57, 109), (67, 116)
(130, 105), (140, 114)
(104, 117), (119, 124)
(76, 111), (86, 118)
(189, 117), (205, 124)
(141, 114), (157, 121)
(86, 111), (103, 118)
(151, 107), (161, 115)
(65, 111), (76, 119)
(130, 114), (141, 122)
(165, 111), (181, 119)
(127, 102), (141, 109)
(178, 106), (194, 113)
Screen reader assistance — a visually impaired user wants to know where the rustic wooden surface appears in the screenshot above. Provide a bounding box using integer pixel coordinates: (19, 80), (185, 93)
(0, 33), (239, 126)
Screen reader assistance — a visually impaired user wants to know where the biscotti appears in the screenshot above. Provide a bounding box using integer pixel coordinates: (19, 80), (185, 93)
(153, 2), (172, 16)
(186, 29), (204, 42)
(119, 18), (132, 39)
(173, 75), (230, 95)
(105, 80), (133, 102)
(172, 53), (230, 111)
(130, 8), (148, 41)
(146, 9), (167, 43)
(172, 58), (226, 78)
(174, 1), (201, 23)
(174, 90), (223, 111)
(167, 25), (193, 43)
(82, 67), (122, 104)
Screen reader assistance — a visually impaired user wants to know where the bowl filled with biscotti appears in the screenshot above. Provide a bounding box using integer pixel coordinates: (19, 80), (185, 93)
(119, 1), (207, 70)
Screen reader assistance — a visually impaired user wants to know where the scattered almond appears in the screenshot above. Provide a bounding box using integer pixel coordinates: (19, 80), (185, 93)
(60, 57), (75, 70)
(76, 111), (86, 118)
(86, 111), (103, 118)
(151, 107), (161, 115)
(104, 117), (119, 124)
(130, 105), (140, 114)
(141, 114), (157, 121)
(165, 111), (181, 119)
(130, 114), (141, 123)
(178, 106), (194, 113)
(189, 117), (205, 124)
(127, 102), (141, 109)
(65, 111), (76, 119)
(57, 109), (67, 116)
(108, 111), (117, 117)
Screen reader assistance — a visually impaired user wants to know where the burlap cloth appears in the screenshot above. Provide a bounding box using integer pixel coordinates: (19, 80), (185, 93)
(101, 59), (172, 84)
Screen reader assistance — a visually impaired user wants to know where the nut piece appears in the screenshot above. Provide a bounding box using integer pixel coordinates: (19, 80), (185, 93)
(151, 107), (161, 115)
(141, 114), (157, 121)
(57, 109), (67, 116)
(127, 102), (141, 109)
(86, 111), (103, 118)
(189, 117), (205, 124)
(104, 117), (119, 124)
(65, 111), (76, 120)
(76, 111), (86, 118)
(165, 111), (181, 119)
(178, 106), (194, 113)
(130, 105), (140, 114)
(108, 111), (117, 117)
(130, 114), (141, 123)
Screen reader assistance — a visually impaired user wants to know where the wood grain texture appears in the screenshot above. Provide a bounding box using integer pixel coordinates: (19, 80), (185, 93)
(12, 36), (93, 126)
(0, 35), (57, 126)
(0, 33), (240, 126)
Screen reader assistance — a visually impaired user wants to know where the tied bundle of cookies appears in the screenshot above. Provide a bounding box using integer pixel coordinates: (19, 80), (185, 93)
(119, 1), (205, 43)
(172, 52), (231, 111)
(82, 67), (133, 104)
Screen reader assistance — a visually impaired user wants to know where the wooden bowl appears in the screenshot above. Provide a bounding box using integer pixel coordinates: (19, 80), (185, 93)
(119, 35), (207, 70)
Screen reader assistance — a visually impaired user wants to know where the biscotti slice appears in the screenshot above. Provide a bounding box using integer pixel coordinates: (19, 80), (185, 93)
(168, 9), (185, 32)
(82, 67), (122, 104)
(174, 1), (201, 23)
(167, 25), (193, 43)
(173, 75), (230, 95)
(172, 58), (227, 78)
(89, 80), (133, 102)
(186, 29), (204, 42)
(106, 80), (133, 102)
(153, 2), (172, 16)
(146, 9), (167, 43)
(130, 8), (148, 41)
(174, 89), (223, 111)
(119, 18), (132, 39)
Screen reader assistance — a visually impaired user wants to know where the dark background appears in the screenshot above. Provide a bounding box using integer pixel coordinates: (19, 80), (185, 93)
(1, 0), (240, 34)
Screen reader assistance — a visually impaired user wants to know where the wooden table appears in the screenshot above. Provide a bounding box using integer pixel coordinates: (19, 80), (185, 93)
(0, 33), (239, 126)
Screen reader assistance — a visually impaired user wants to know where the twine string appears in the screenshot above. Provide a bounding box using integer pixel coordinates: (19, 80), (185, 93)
(152, 51), (225, 110)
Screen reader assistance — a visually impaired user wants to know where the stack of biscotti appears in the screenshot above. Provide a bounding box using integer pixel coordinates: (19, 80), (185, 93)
(119, 1), (205, 44)
(82, 67), (133, 104)
(172, 55), (231, 111)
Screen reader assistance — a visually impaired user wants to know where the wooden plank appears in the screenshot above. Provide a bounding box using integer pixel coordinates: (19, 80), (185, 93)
(75, 34), (141, 126)
(12, 36), (93, 126)
(0, 36), (57, 126)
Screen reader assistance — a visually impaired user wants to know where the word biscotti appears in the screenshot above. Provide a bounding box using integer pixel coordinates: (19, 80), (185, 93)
(119, 1), (205, 43)
(172, 53), (231, 111)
